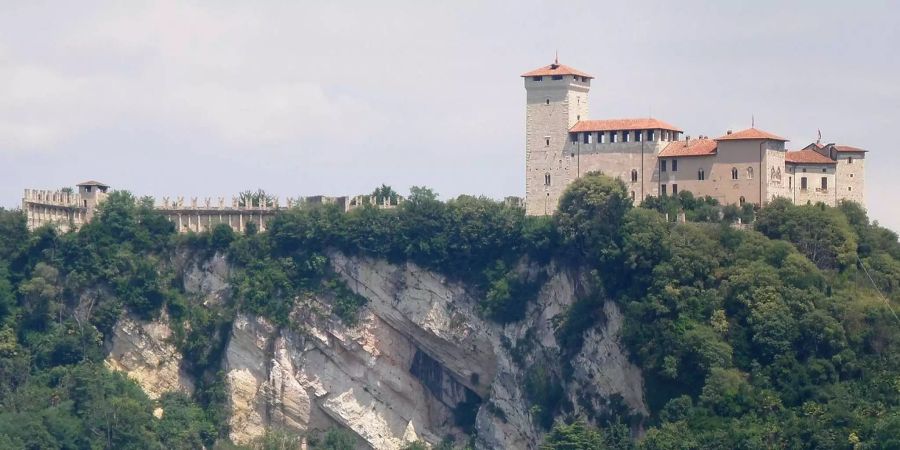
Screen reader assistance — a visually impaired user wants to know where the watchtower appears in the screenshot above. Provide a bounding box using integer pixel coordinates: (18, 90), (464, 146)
(522, 58), (593, 215)
(76, 180), (109, 220)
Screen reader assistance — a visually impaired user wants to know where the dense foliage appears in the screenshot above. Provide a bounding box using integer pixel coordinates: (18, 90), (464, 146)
(0, 173), (898, 449)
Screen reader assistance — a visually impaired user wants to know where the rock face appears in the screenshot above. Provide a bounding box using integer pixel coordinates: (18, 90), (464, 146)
(106, 251), (648, 449)
(105, 310), (194, 400)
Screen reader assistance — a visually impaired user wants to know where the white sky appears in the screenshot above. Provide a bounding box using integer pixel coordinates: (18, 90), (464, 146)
(1, 1), (899, 230)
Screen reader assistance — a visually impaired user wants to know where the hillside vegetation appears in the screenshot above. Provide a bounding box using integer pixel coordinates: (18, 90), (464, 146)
(0, 174), (898, 449)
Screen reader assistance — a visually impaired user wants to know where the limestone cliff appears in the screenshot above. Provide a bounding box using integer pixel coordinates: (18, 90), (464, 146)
(104, 252), (647, 449)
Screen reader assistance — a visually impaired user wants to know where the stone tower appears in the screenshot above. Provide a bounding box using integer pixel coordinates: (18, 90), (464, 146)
(76, 180), (109, 221)
(522, 59), (592, 215)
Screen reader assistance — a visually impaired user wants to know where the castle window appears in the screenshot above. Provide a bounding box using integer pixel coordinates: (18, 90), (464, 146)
(611, 132), (618, 143)
(731, 167), (738, 180)
(85, 186), (92, 192)
(545, 98), (550, 105)
(672, 159), (678, 172)
(848, 157), (853, 164)
(545, 138), (550, 147)
(571, 133), (578, 143)
(635, 130), (642, 142)
(544, 173), (551, 186)
(672, 184), (678, 195)
(648, 130), (655, 141)
(698, 169), (705, 180)
(848, 186), (852, 191)
(739, 196), (746, 205)
(662, 130), (669, 141)
(660, 160), (667, 172)
(822, 168), (827, 173)
(788, 177), (792, 189)
(821, 177), (828, 190)
(747, 167), (753, 179)
(801, 177), (807, 190)
(533, 76), (543, 81)
(552, 75), (563, 80)
(623, 131), (630, 143)
(631, 169), (638, 182)
(631, 191), (636, 201)
(850, 173), (854, 178)
(661, 184), (667, 196)
(583, 132), (590, 144)
(598, 132), (605, 144)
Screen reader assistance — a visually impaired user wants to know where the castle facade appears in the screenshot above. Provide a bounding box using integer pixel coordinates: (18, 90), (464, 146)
(523, 59), (867, 215)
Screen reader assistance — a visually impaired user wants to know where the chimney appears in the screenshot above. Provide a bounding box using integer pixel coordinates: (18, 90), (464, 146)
(727, 130), (733, 135)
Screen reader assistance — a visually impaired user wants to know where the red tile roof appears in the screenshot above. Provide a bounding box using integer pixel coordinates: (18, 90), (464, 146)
(715, 127), (788, 142)
(659, 139), (718, 157)
(522, 63), (593, 79)
(785, 150), (836, 165)
(570, 118), (682, 133)
(834, 145), (867, 153)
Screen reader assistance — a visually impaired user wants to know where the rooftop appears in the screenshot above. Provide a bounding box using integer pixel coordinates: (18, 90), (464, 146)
(834, 145), (867, 153)
(570, 118), (682, 133)
(715, 127), (788, 142)
(659, 139), (718, 157)
(76, 180), (109, 187)
(522, 61), (593, 79)
(785, 149), (836, 165)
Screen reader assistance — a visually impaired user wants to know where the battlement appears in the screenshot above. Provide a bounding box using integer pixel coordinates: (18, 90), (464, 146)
(22, 184), (405, 233)
(23, 189), (87, 208)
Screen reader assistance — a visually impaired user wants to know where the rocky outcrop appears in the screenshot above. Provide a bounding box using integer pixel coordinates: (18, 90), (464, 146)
(104, 310), (194, 400)
(107, 252), (648, 449)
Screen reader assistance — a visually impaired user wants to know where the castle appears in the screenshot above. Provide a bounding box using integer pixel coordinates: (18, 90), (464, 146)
(22, 183), (400, 233)
(523, 58), (867, 215)
(20, 58), (869, 231)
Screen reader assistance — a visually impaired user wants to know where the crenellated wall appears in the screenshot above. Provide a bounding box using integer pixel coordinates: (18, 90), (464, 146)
(22, 187), (405, 233)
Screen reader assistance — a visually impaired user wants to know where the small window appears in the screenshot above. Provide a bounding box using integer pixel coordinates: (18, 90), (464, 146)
(544, 173), (551, 186)
(672, 184), (678, 195)
(545, 98), (550, 105)
(848, 157), (853, 164)
(850, 173), (854, 178)
(822, 168), (827, 173)
(623, 131), (630, 143)
(598, 132), (605, 144)
(731, 167), (738, 180)
(611, 132), (618, 143)
(821, 177), (828, 190)
(747, 167), (754, 180)
(661, 184), (667, 196)
(739, 196), (746, 205)
(85, 186), (92, 192)
(801, 177), (807, 190)
(631, 169), (638, 183)
(83, 200), (88, 207)
(552, 75), (563, 80)
(583, 132), (590, 144)
(802, 168), (807, 173)
(788, 177), (792, 189)
(545, 138), (550, 147)
(660, 160), (667, 172)
(631, 191), (636, 201)
(698, 169), (705, 181)
(648, 130), (655, 141)
(672, 159), (678, 172)
(571, 133), (578, 143)
(533, 76), (543, 81)
(848, 186), (852, 191)
(635, 130), (642, 142)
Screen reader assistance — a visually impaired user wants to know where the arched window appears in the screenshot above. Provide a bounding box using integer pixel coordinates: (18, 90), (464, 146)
(544, 173), (551, 186)
(631, 169), (638, 183)
(747, 167), (754, 179)
(631, 191), (636, 201)
(731, 167), (738, 180)
(739, 196), (746, 205)
(698, 169), (705, 181)
(776, 167), (781, 180)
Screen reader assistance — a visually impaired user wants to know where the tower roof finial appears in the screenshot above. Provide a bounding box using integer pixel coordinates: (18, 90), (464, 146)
(554, 50), (559, 65)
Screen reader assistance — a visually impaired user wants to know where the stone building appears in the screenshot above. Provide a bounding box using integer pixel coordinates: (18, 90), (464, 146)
(23, 184), (402, 233)
(522, 59), (868, 215)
